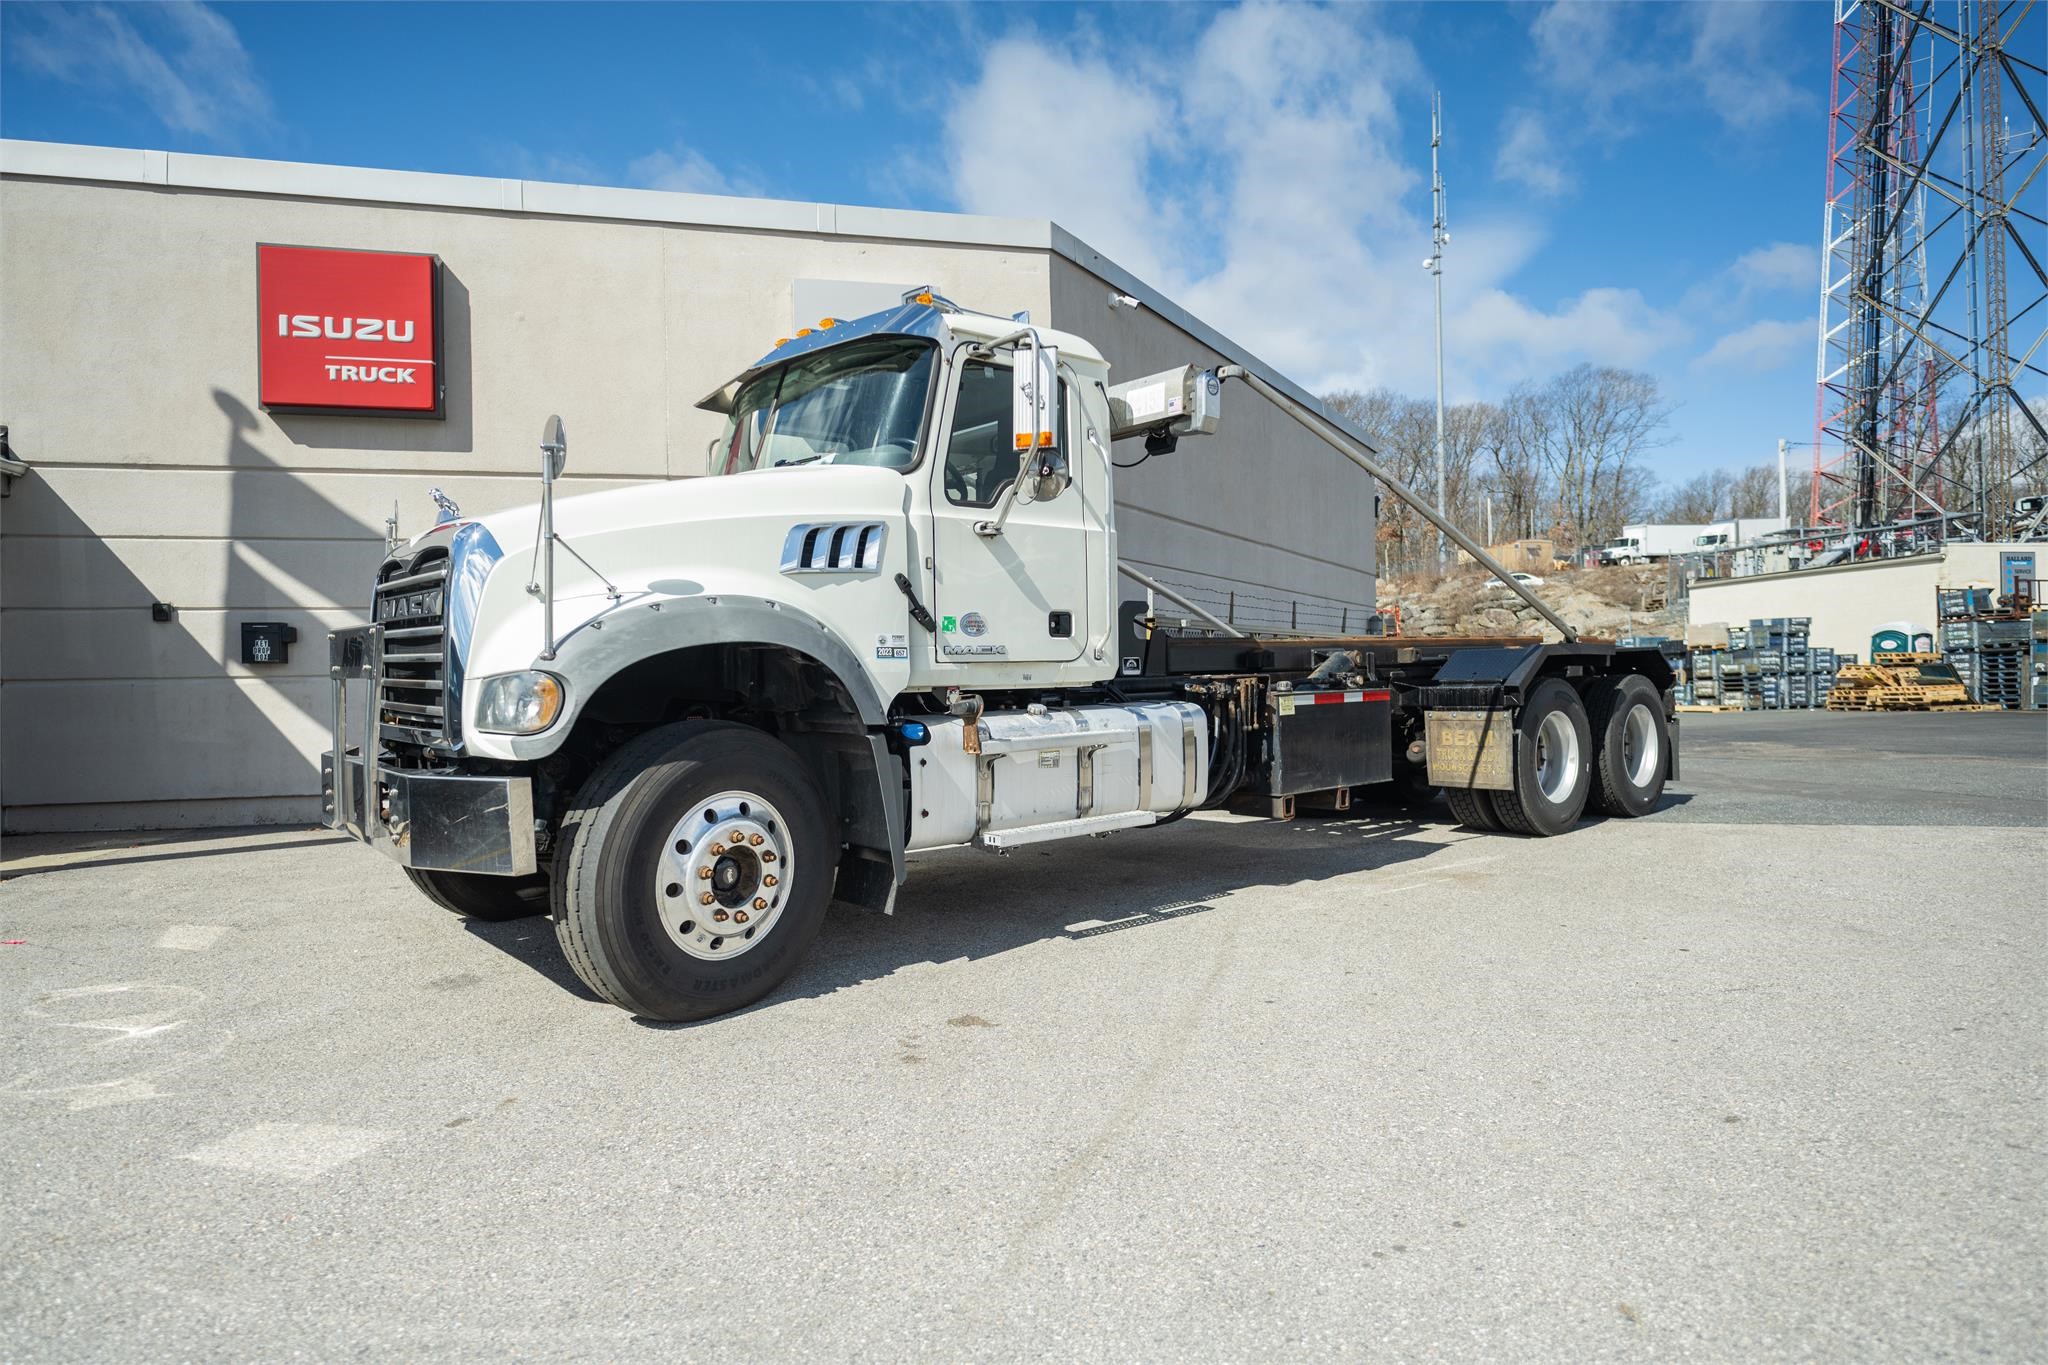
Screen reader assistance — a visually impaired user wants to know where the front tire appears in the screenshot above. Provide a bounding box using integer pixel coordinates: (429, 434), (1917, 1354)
(552, 721), (833, 1022)
(1587, 674), (1669, 817)
(404, 868), (549, 921)
(1489, 678), (1593, 837)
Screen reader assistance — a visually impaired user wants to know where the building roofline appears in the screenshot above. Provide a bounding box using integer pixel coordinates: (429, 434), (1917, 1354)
(0, 138), (1368, 451)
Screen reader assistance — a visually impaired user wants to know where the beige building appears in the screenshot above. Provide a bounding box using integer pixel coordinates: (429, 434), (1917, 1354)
(1687, 542), (2040, 656)
(0, 140), (1381, 832)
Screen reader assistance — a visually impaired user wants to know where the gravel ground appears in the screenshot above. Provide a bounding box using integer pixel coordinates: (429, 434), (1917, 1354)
(3, 711), (2043, 1361)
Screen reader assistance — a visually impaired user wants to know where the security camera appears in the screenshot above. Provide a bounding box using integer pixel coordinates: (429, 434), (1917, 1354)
(1108, 292), (1142, 310)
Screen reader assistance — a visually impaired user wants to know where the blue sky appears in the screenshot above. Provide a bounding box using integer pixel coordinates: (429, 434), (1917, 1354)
(3, 1), (1857, 483)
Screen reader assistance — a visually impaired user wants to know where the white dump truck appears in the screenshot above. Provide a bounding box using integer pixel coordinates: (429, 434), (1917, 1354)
(325, 291), (1677, 1021)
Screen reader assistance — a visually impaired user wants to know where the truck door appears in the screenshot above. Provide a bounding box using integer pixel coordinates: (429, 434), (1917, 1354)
(925, 352), (1093, 664)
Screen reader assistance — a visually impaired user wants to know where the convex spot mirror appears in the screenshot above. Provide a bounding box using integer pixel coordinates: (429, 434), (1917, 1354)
(541, 415), (568, 480)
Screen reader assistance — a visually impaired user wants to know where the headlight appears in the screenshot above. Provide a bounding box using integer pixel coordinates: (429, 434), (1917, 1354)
(474, 671), (565, 734)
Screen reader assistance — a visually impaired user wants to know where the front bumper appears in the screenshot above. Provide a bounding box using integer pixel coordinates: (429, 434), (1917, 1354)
(324, 624), (537, 876)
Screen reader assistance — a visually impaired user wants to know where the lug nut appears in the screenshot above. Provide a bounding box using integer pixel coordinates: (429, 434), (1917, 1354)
(752, 897), (768, 911)
(748, 833), (765, 846)
(698, 892), (715, 906)
(728, 828), (748, 844)
(761, 851), (777, 863)
(763, 874), (779, 887)
(697, 866), (714, 880)
(713, 909), (730, 922)
(734, 910), (750, 925)
(709, 842), (726, 855)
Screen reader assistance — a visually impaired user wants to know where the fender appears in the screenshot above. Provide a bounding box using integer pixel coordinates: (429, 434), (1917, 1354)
(497, 592), (888, 761)
(490, 592), (907, 894)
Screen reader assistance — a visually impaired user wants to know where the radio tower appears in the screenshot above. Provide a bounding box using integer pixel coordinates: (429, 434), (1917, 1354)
(1811, 0), (2047, 548)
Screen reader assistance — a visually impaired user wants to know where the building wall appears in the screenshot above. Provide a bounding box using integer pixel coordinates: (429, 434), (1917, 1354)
(0, 144), (1375, 832)
(1048, 257), (1376, 635)
(1686, 543), (2038, 657)
(0, 165), (1051, 832)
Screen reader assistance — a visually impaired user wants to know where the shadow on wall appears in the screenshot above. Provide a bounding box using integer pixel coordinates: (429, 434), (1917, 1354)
(270, 268), (475, 454)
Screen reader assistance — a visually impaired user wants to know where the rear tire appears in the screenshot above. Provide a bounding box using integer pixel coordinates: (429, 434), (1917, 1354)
(1444, 786), (1502, 830)
(1587, 674), (1669, 817)
(1489, 678), (1593, 837)
(404, 868), (549, 921)
(552, 721), (834, 1022)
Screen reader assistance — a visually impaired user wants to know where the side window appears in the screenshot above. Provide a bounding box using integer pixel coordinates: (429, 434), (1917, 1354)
(943, 360), (1066, 508)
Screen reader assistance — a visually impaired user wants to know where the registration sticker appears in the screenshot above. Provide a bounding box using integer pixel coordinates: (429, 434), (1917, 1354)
(874, 632), (908, 660)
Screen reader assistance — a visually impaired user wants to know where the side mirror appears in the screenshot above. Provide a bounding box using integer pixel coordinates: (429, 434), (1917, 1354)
(541, 415), (568, 481)
(1011, 341), (1064, 500)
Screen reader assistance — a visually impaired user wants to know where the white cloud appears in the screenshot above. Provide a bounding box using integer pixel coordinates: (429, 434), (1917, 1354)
(627, 146), (760, 198)
(1519, 2), (1814, 140)
(942, 34), (1179, 284)
(1694, 318), (1811, 372)
(1686, 2), (1811, 131)
(940, 6), (1687, 400)
(1728, 242), (1818, 293)
(1495, 109), (1573, 197)
(9, 1), (271, 142)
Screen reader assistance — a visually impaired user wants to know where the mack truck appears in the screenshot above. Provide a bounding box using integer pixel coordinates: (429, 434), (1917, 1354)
(324, 290), (1677, 1022)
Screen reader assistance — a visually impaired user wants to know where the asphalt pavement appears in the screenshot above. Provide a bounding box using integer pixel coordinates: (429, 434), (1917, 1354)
(3, 711), (2043, 1361)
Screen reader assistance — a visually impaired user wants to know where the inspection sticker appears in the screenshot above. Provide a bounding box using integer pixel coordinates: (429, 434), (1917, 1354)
(874, 632), (908, 660)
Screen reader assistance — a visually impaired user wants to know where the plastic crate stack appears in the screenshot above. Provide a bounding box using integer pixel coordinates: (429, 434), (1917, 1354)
(2032, 608), (2048, 711)
(1686, 624), (1846, 709)
(1937, 588), (2029, 709)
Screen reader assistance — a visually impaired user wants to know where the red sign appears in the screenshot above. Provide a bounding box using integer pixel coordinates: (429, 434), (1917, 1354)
(258, 244), (442, 417)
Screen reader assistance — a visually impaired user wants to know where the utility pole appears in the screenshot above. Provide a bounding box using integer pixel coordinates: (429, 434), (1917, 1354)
(1777, 438), (1789, 522)
(1425, 91), (1450, 573)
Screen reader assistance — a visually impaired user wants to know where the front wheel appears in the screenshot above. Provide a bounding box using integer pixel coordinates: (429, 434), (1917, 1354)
(552, 721), (834, 1022)
(1489, 678), (1593, 837)
(404, 868), (549, 921)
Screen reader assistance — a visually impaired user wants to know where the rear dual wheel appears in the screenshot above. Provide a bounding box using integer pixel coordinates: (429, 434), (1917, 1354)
(1445, 675), (1668, 836)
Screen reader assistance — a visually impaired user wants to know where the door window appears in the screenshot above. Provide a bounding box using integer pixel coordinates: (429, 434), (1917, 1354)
(943, 359), (1065, 508)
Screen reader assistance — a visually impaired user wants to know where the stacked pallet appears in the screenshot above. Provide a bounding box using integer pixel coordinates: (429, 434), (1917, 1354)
(1825, 653), (1999, 712)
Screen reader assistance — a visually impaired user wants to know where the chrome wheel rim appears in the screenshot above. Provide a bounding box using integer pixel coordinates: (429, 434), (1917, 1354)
(656, 790), (791, 961)
(1622, 704), (1659, 789)
(1534, 711), (1581, 803)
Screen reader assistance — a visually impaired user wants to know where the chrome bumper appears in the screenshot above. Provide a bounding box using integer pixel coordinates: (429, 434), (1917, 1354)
(323, 624), (537, 876)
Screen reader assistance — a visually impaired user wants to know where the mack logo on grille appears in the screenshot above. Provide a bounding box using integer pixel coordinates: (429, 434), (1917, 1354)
(377, 588), (442, 621)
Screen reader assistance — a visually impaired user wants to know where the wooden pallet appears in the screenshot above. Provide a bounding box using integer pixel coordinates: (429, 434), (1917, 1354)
(1676, 703), (1744, 713)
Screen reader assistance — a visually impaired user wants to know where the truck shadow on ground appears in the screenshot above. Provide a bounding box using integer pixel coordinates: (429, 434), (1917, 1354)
(461, 805), (1525, 1020)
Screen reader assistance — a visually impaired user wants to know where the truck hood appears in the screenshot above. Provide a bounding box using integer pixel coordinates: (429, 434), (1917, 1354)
(467, 464), (913, 569)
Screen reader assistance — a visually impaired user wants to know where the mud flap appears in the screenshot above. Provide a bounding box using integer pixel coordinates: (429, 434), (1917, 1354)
(831, 735), (908, 914)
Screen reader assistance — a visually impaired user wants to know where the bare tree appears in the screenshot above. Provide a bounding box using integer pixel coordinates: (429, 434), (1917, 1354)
(1486, 385), (1552, 543)
(1540, 365), (1670, 548)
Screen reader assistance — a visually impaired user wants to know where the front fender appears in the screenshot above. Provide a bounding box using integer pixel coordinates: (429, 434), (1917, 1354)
(463, 592), (895, 763)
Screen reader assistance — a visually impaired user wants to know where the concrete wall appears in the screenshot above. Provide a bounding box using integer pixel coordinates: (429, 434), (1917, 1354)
(1049, 257), (1376, 634)
(0, 143), (1377, 832)
(1686, 543), (2040, 657)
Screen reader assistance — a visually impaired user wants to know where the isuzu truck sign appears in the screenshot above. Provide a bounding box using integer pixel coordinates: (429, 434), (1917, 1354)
(257, 244), (443, 417)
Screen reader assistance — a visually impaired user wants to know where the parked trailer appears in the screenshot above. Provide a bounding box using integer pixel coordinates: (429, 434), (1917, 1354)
(324, 291), (1678, 1021)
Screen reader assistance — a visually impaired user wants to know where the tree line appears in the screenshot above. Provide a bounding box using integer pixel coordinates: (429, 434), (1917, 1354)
(1324, 364), (1805, 576)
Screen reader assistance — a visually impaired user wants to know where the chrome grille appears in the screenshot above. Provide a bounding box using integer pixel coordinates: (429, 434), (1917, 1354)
(374, 546), (450, 754)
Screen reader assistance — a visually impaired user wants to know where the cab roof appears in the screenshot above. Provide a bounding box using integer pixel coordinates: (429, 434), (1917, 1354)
(695, 296), (1108, 414)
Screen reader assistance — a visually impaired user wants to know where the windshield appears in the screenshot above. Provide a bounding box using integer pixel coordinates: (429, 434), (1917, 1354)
(714, 338), (936, 476)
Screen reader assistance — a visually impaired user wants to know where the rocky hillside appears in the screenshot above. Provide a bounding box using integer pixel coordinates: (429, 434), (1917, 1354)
(1382, 565), (1681, 642)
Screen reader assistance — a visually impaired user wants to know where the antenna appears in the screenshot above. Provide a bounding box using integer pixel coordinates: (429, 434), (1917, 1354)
(1426, 91), (1450, 573)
